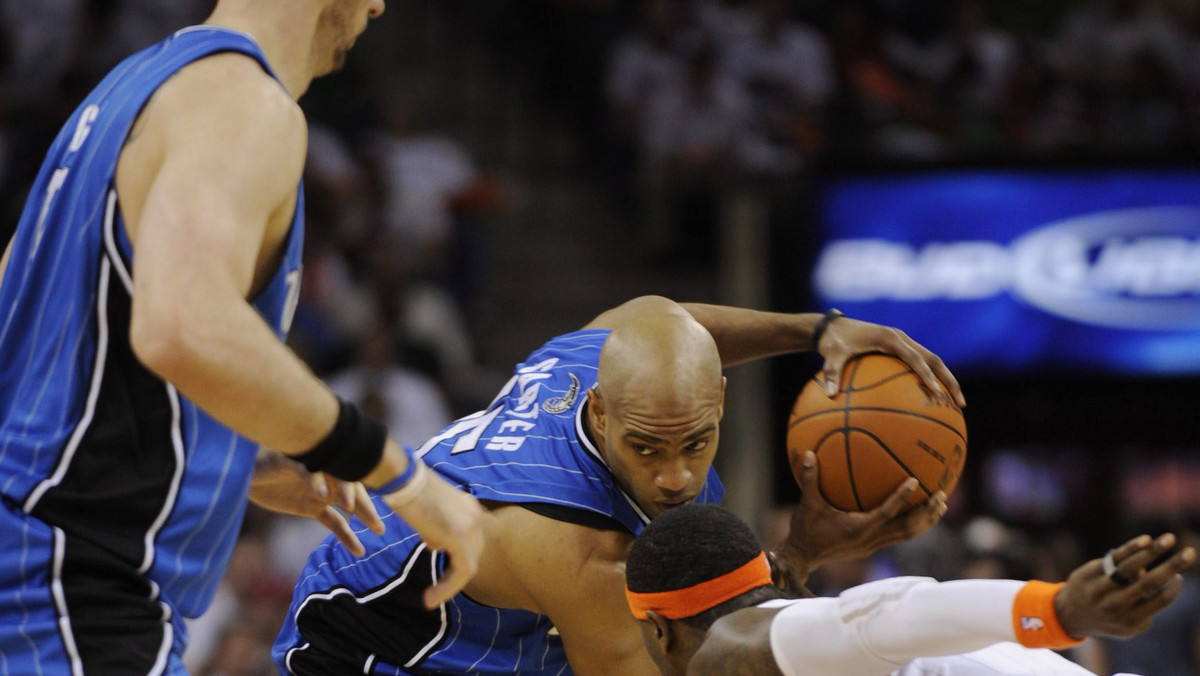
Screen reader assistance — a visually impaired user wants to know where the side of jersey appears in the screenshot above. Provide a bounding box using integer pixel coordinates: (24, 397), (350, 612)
(0, 26), (305, 620)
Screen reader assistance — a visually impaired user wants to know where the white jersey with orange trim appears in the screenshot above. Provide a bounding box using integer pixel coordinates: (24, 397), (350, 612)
(762, 577), (1097, 676)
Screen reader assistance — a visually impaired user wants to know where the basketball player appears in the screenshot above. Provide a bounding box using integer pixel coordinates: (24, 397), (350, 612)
(625, 503), (1197, 676)
(273, 295), (961, 675)
(0, 1), (484, 673)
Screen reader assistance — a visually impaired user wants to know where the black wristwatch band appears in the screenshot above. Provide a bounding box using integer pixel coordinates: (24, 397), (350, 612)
(811, 308), (845, 350)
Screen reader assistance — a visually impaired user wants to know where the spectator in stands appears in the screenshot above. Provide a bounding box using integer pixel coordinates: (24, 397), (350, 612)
(638, 42), (750, 261)
(327, 321), (453, 450)
(721, 0), (834, 174)
(604, 0), (699, 208)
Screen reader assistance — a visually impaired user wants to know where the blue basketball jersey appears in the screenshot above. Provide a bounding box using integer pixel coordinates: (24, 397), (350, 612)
(0, 24), (304, 634)
(275, 330), (724, 675)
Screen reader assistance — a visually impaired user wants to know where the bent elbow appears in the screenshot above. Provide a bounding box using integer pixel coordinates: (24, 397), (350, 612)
(129, 302), (197, 382)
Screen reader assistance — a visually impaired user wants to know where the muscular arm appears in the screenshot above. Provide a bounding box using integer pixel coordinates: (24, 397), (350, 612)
(123, 55), (403, 482)
(678, 302), (820, 367)
(583, 296), (817, 367)
(584, 296), (962, 404)
(468, 505), (660, 676)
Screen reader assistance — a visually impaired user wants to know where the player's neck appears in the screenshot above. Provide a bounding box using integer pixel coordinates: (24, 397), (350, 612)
(204, 6), (320, 99)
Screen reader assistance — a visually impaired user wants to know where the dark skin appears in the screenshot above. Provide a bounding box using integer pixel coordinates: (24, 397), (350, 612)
(1055, 532), (1196, 639)
(776, 450), (947, 583)
(640, 533), (1197, 676)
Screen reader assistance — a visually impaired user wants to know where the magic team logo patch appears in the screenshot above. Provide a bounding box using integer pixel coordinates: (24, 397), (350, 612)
(543, 374), (581, 413)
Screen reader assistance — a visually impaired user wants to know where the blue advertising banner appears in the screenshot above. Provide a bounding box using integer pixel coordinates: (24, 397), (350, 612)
(812, 169), (1200, 375)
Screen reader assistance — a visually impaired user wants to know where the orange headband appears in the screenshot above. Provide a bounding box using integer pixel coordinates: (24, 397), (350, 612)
(626, 552), (773, 620)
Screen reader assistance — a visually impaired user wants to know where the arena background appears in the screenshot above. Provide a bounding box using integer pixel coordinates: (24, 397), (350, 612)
(0, 1), (1196, 673)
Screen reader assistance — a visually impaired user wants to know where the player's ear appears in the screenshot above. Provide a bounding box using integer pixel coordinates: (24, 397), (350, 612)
(766, 551), (809, 595)
(646, 610), (672, 651)
(588, 386), (606, 430)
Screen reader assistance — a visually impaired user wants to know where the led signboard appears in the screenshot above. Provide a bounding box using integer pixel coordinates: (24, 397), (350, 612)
(812, 169), (1200, 375)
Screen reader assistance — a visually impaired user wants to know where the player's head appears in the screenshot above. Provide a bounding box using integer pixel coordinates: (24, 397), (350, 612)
(312, 0), (385, 75)
(625, 504), (782, 676)
(588, 313), (726, 518)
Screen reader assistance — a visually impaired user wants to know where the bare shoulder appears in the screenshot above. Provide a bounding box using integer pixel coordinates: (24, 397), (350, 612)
(152, 52), (306, 169)
(688, 607), (785, 676)
(583, 295), (692, 331)
(488, 503), (631, 566)
(481, 505), (651, 673)
(471, 504), (633, 613)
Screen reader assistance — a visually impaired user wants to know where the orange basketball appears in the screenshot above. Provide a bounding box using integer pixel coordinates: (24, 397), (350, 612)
(787, 354), (967, 511)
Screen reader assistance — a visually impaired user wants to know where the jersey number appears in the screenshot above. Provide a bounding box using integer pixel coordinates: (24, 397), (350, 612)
(33, 168), (70, 251)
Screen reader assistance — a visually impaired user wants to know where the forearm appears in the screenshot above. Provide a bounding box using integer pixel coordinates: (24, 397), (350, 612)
(770, 578), (1027, 676)
(679, 303), (821, 367)
(135, 296), (337, 450)
(132, 296), (410, 485)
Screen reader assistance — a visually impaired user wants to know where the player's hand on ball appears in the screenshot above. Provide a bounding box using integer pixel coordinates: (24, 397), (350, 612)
(775, 450), (947, 581)
(816, 316), (966, 408)
(248, 451), (385, 557)
(382, 470), (485, 610)
(1055, 533), (1197, 639)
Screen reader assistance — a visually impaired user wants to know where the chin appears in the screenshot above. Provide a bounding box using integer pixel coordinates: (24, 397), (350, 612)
(316, 47), (350, 77)
(330, 51), (349, 73)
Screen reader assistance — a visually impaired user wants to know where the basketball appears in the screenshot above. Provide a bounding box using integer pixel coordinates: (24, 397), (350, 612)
(787, 354), (967, 512)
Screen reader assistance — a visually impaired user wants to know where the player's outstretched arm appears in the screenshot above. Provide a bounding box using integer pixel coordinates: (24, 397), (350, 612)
(584, 296), (963, 406)
(680, 302), (964, 406)
(696, 534), (1195, 676)
(772, 450), (946, 582)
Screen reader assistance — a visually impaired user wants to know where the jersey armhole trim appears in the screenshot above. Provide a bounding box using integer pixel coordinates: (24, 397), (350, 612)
(517, 503), (629, 532)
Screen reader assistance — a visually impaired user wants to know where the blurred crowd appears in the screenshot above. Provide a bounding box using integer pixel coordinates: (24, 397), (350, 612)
(593, 0), (1200, 171)
(471, 0), (1200, 259)
(0, 1), (1197, 674)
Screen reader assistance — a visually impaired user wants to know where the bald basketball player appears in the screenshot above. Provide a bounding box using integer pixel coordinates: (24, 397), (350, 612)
(274, 295), (962, 675)
(626, 503), (1197, 676)
(0, 1), (483, 673)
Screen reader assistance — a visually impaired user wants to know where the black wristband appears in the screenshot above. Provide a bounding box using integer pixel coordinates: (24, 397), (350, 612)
(811, 308), (845, 350)
(293, 398), (387, 482)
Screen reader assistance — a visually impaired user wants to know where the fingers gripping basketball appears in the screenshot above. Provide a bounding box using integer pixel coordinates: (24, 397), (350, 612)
(788, 354), (967, 511)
